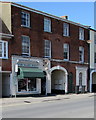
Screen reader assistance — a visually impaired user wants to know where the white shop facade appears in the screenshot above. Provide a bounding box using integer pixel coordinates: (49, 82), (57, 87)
(10, 56), (51, 96)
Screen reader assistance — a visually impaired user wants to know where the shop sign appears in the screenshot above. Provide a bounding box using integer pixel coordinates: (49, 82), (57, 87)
(17, 61), (39, 68)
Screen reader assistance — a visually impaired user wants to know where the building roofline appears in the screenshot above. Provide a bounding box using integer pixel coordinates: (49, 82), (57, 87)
(89, 28), (96, 32)
(10, 2), (90, 29)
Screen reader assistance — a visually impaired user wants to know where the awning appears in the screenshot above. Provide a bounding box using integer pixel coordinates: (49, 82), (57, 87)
(17, 67), (45, 79)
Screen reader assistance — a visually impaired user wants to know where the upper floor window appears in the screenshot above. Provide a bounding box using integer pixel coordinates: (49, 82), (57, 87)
(94, 52), (96, 63)
(79, 46), (84, 62)
(44, 40), (51, 58)
(0, 40), (8, 59)
(21, 11), (30, 27)
(63, 43), (69, 61)
(94, 34), (96, 44)
(63, 23), (69, 36)
(44, 18), (51, 32)
(79, 28), (84, 40)
(22, 36), (30, 56)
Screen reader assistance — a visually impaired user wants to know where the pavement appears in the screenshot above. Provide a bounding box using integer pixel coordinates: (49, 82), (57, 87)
(0, 93), (95, 107)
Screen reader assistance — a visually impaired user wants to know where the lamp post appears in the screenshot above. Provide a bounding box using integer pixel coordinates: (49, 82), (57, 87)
(14, 59), (19, 98)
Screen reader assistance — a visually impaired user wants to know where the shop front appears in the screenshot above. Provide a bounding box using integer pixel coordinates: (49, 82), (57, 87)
(11, 56), (49, 96)
(17, 67), (45, 95)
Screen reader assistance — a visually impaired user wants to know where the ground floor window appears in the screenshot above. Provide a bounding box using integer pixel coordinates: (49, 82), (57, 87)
(18, 78), (36, 92)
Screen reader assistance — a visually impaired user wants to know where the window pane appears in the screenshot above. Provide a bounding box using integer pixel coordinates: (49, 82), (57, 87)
(44, 18), (51, 32)
(64, 44), (69, 60)
(4, 42), (6, 57)
(79, 46), (84, 62)
(21, 12), (30, 27)
(63, 23), (69, 36)
(44, 40), (51, 58)
(79, 28), (84, 40)
(0, 41), (8, 58)
(0, 42), (2, 57)
(22, 36), (30, 56)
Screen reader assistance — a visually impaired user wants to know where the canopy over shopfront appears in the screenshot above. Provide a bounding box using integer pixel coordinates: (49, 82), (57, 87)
(17, 67), (45, 79)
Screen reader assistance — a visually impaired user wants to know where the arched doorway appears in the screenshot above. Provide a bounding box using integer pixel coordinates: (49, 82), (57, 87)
(92, 72), (96, 92)
(90, 70), (96, 93)
(50, 66), (68, 94)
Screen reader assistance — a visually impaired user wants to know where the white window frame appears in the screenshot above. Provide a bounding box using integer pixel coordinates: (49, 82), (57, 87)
(22, 35), (30, 56)
(0, 40), (8, 59)
(63, 23), (69, 36)
(44, 18), (51, 32)
(21, 11), (30, 27)
(79, 28), (84, 40)
(63, 43), (69, 61)
(44, 40), (51, 58)
(79, 46), (84, 63)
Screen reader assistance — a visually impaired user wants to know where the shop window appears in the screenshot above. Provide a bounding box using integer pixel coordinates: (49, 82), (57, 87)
(18, 78), (36, 92)
(18, 79), (27, 92)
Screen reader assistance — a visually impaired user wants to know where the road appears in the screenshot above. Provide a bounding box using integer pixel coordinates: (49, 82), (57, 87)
(2, 94), (94, 118)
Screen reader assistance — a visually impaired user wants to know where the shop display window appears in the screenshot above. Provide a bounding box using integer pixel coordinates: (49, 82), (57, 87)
(18, 78), (36, 92)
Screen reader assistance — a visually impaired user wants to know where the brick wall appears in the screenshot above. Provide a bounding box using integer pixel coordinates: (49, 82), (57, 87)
(2, 5), (89, 72)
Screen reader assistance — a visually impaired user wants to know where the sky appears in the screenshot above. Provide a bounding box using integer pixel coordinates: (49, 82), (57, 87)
(16, 2), (94, 29)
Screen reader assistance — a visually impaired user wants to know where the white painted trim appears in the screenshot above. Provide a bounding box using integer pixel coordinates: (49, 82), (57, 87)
(0, 71), (11, 73)
(76, 66), (88, 91)
(90, 69), (96, 92)
(11, 3), (89, 29)
(51, 58), (88, 65)
(0, 33), (14, 38)
(50, 65), (68, 93)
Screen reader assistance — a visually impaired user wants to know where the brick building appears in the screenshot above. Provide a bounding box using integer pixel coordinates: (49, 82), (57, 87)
(0, 2), (90, 97)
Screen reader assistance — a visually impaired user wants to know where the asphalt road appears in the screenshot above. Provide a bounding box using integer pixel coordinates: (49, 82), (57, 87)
(2, 94), (94, 118)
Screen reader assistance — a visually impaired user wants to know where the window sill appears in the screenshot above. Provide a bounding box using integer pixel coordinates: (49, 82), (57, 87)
(79, 39), (85, 41)
(64, 59), (69, 61)
(21, 25), (31, 29)
(21, 54), (30, 58)
(63, 35), (70, 37)
(44, 56), (51, 59)
(0, 57), (8, 60)
(79, 61), (84, 64)
(44, 31), (52, 34)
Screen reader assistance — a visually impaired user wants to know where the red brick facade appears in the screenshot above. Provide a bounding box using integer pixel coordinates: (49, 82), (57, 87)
(1, 3), (89, 94)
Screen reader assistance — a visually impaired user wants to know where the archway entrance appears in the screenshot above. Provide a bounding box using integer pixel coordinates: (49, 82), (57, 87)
(50, 66), (68, 94)
(92, 72), (96, 92)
